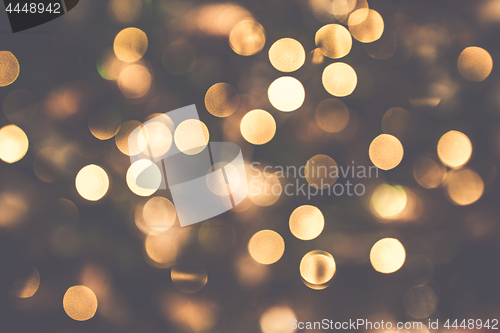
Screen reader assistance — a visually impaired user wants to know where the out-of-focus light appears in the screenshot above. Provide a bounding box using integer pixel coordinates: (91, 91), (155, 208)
(63, 285), (98, 321)
(369, 134), (404, 170)
(248, 230), (285, 265)
(445, 168), (484, 205)
(162, 41), (197, 76)
(0, 51), (20, 87)
(3, 89), (37, 125)
(322, 62), (357, 97)
(88, 107), (121, 140)
(194, 3), (252, 36)
(171, 260), (208, 293)
(205, 82), (240, 117)
(305, 154), (338, 189)
(315, 24), (352, 59)
(115, 120), (147, 156)
(143, 197), (176, 232)
(108, 0), (142, 24)
(113, 27), (148, 62)
(370, 184), (407, 219)
(315, 98), (350, 133)
(370, 238), (406, 274)
(248, 170), (282, 206)
(300, 250), (336, 286)
(33, 147), (66, 183)
(437, 130), (472, 168)
(0, 192), (27, 228)
(404, 285), (437, 319)
(260, 305), (297, 333)
(118, 64), (152, 99)
(0, 124), (29, 163)
(331, 0), (368, 22)
(268, 76), (305, 112)
(76, 165), (109, 201)
(97, 48), (127, 81)
(174, 119), (209, 155)
(126, 159), (162, 196)
(145, 232), (178, 268)
(12, 267), (40, 298)
(229, 19), (266, 56)
(348, 9), (384, 43)
(289, 205), (324, 240)
(413, 157), (446, 189)
(240, 109), (276, 145)
(269, 38), (306, 72)
(144, 119), (173, 157)
(457, 46), (493, 82)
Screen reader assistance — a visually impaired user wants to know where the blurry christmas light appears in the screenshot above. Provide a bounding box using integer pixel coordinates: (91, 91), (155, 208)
(248, 230), (285, 265)
(437, 130), (472, 168)
(108, 0), (142, 24)
(240, 109), (276, 145)
(322, 62), (357, 97)
(118, 64), (152, 99)
(269, 38), (306, 72)
(248, 171), (281, 206)
(63, 285), (98, 321)
(174, 119), (209, 155)
(315, 24), (352, 59)
(12, 267), (40, 298)
(75, 165), (109, 201)
(457, 46), (493, 82)
(369, 134), (404, 170)
(404, 285), (437, 319)
(370, 184), (407, 220)
(300, 250), (336, 286)
(88, 106), (122, 140)
(260, 305), (296, 333)
(0, 51), (20, 87)
(171, 260), (208, 293)
(305, 154), (338, 189)
(0, 124), (29, 163)
(314, 98), (350, 133)
(413, 157), (446, 189)
(370, 238), (406, 274)
(268, 76), (305, 111)
(145, 232), (179, 268)
(205, 82), (240, 117)
(143, 197), (177, 232)
(33, 147), (66, 183)
(445, 168), (484, 205)
(126, 159), (161, 196)
(113, 27), (148, 62)
(348, 9), (384, 43)
(0, 192), (27, 228)
(229, 19), (266, 56)
(115, 120), (147, 156)
(289, 205), (324, 240)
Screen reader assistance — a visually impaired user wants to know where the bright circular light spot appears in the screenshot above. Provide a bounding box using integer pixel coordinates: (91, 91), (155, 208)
(315, 24), (352, 59)
(205, 82), (240, 117)
(370, 238), (406, 274)
(370, 184), (407, 219)
(269, 38), (306, 72)
(457, 46), (493, 82)
(113, 27), (148, 62)
(118, 64), (152, 99)
(0, 125), (29, 163)
(63, 285), (98, 321)
(260, 305), (296, 333)
(174, 119), (209, 155)
(248, 170), (281, 206)
(437, 130), (472, 168)
(248, 230), (285, 265)
(88, 107), (121, 140)
(75, 165), (109, 201)
(206, 162), (240, 196)
(115, 120), (147, 156)
(0, 51), (20, 87)
(229, 19), (266, 56)
(145, 232), (178, 268)
(268, 76), (305, 112)
(413, 157), (446, 189)
(300, 250), (336, 285)
(305, 154), (338, 189)
(240, 109), (276, 145)
(13, 267), (40, 298)
(446, 168), (484, 206)
(33, 147), (66, 183)
(322, 62), (357, 97)
(144, 120), (173, 158)
(315, 98), (350, 133)
(171, 260), (208, 293)
(126, 159), (162, 196)
(369, 134), (404, 170)
(348, 9), (384, 43)
(289, 205), (324, 240)
(143, 197), (176, 232)
(3, 89), (37, 125)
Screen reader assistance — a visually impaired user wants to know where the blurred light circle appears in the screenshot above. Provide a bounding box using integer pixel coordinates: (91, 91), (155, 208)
(305, 154), (339, 189)
(144, 120), (173, 158)
(108, 0), (142, 24)
(113, 27), (148, 62)
(145, 232), (178, 268)
(268, 76), (305, 112)
(370, 238), (406, 273)
(437, 130), (472, 168)
(115, 120), (148, 156)
(269, 38), (306, 72)
(12, 267), (40, 298)
(143, 197), (176, 232)
(348, 9), (384, 43)
(260, 305), (297, 333)
(0, 124), (29, 163)
(88, 107), (121, 140)
(322, 62), (357, 97)
(445, 168), (484, 206)
(413, 157), (446, 189)
(75, 165), (109, 201)
(240, 109), (276, 145)
(171, 260), (208, 293)
(248, 230), (285, 265)
(174, 119), (209, 155)
(0, 51), (20, 87)
(229, 19), (266, 56)
(248, 171), (282, 206)
(457, 46), (493, 82)
(3, 89), (37, 125)
(118, 64), (152, 99)
(289, 205), (324, 240)
(126, 159), (162, 196)
(370, 184), (407, 219)
(300, 250), (336, 285)
(33, 147), (66, 183)
(315, 24), (352, 59)
(205, 82), (240, 117)
(369, 134), (404, 170)
(314, 98), (350, 133)
(63, 285), (98, 321)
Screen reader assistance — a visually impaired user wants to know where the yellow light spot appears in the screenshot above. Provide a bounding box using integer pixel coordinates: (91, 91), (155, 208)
(88, 107), (121, 140)
(171, 260), (208, 293)
(145, 232), (178, 268)
(370, 238), (406, 273)
(446, 168), (484, 206)
(437, 130), (472, 168)
(174, 119), (209, 155)
(248, 230), (285, 265)
(322, 62), (357, 97)
(348, 9), (384, 43)
(205, 82), (240, 117)
(33, 147), (66, 183)
(260, 306), (296, 333)
(268, 76), (305, 112)
(118, 64), (152, 99)
(248, 171), (282, 206)
(229, 19), (266, 56)
(63, 285), (98, 321)
(315, 98), (350, 133)
(370, 184), (407, 219)
(143, 197), (176, 232)
(108, 0), (142, 24)
(240, 109), (276, 145)
(413, 157), (446, 189)
(206, 162), (240, 196)
(126, 159), (162, 196)
(331, 0), (368, 22)
(144, 119), (173, 158)
(457, 46), (493, 82)
(162, 41), (197, 75)
(305, 154), (338, 189)
(0, 51), (20, 87)
(113, 27), (148, 62)
(12, 267), (39, 298)
(269, 38), (306, 72)
(289, 205), (324, 240)
(115, 120), (147, 156)
(0, 125), (29, 163)
(315, 24), (352, 59)
(300, 250), (336, 285)
(3, 89), (37, 125)
(75, 165), (109, 201)
(369, 134), (404, 170)
(381, 107), (412, 140)
(404, 285), (437, 319)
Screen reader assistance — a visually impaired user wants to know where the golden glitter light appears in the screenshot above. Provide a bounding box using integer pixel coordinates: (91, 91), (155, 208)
(0, 124), (29, 163)
(145, 232), (178, 268)
(260, 306), (296, 333)
(240, 109), (276, 145)
(0, 51), (20, 87)
(322, 62), (357, 97)
(315, 24), (352, 59)
(118, 64), (152, 99)
(248, 230), (285, 265)
(289, 205), (325, 240)
(268, 76), (305, 112)
(348, 9), (384, 43)
(75, 165), (109, 201)
(268, 38), (306, 72)
(174, 119), (209, 155)
(413, 157), (446, 189)
(126, 159), (162, 196)
(437, 130), (472, 168)
(370, 238), (406, 274)
(171, 260), (208, 293)
(108, 0), (142, 24)
(63, 285), (98, 321)
(229, 19), (266, 56)
(457, 46), (493, 82)
(445, 168), (484, 205)
(205, 82), (240, 117)
(369, 134), (404, 170)
(143, 197), (176, 232)
(113, 27), (148, 62)
(370, 184), (407, 220)
(300, 250), (336, 286)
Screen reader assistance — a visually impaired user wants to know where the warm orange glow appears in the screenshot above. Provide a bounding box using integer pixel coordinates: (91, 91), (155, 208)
(0, 51), (20, 87)
(0, 125), (29, 163)
(171, 260), (208, 293)
(240, 109), (276, 145)
(289, 205), (324, 240)
(305, 154), (338, 189)
(457, 46), (493, 82)
(260, 305), (296, 333)
(315, 98), (350, 133)
(248, 230), (285, 265)
(205, 82), (240, 117)
(315, 24), (352, 59)
(370, 184), (407, 220)
(115, 120), (147, 156)
(0, 192), (27, 228)
(126, 159), (162, 196)
(446, 168), (484, 205)
(118, 64), (152, 99)
(88, 107), (121, 140)
(113, 27), (148, 62)
(269, 38), (306, 72)
(413, 157), (446, 189)
(370, 238), (406, 273)
(108, 0), (142, 24)
(174, 119), (209, 155)
(437, 130), (472, 168)
(75, 165), (109, 201)
(348, 9), (384, 43)
(322, 62), (357, 97)
(369, 134), (404, 170)
(300, 250), (336, 286)
(229, 20), (266, 56)
(63, 285), (98, 321)
(143, 197), (176, 232)
(13, 267), (40, 298)
(145, 232), (178, 268)
(268, 76), (305, 112)
(248, 169), (281, 206)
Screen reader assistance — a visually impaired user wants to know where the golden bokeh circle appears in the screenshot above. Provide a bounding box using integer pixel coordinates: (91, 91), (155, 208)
(248, 171), (282, 206)
(88, 107), (121, 140)
(63, 285), (98, 321)
(248, 230), (285, 265)
(0, 51), (20, 87)
(289, 205), (325, 240)
(115, 120), (147, 156)
(369, 134), (404, 170)
(75, 165), (109, 201)
(229, 20), (266, 56)
(314, 98), (350, 133)
(174, 119), (210, 155)
(113, 27), (148, 62)
(413, 157), (446, 189)
(145, 233), (178, 268)
(322, 62), (357, 97)
(268, 38), (306, 72)
(12, 267), (40, 298)
(370, 184), (407, 220)
(305, 154), (339, 189)
(240, 109), (276, 145)
(205, 82), (240, 117)
(118, 64), (152, 99)
(457, 46), (493, 82)
(108, 0), (142, 24)
(370, 238), (406, 274)
(0, 124), (29, 163)
(437, 130), (472, 168)
(171, 260), (208, 293)
(348, 9), (384, 43)
(300, 250), (336, 285)
(445, 168), (484, 206)
(126, 159), (162, 196)
(260, 306), (296, 333)
(268, 76), (305, 112)
(315, 24), (352, 59)
(143, 197), (176, 232)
